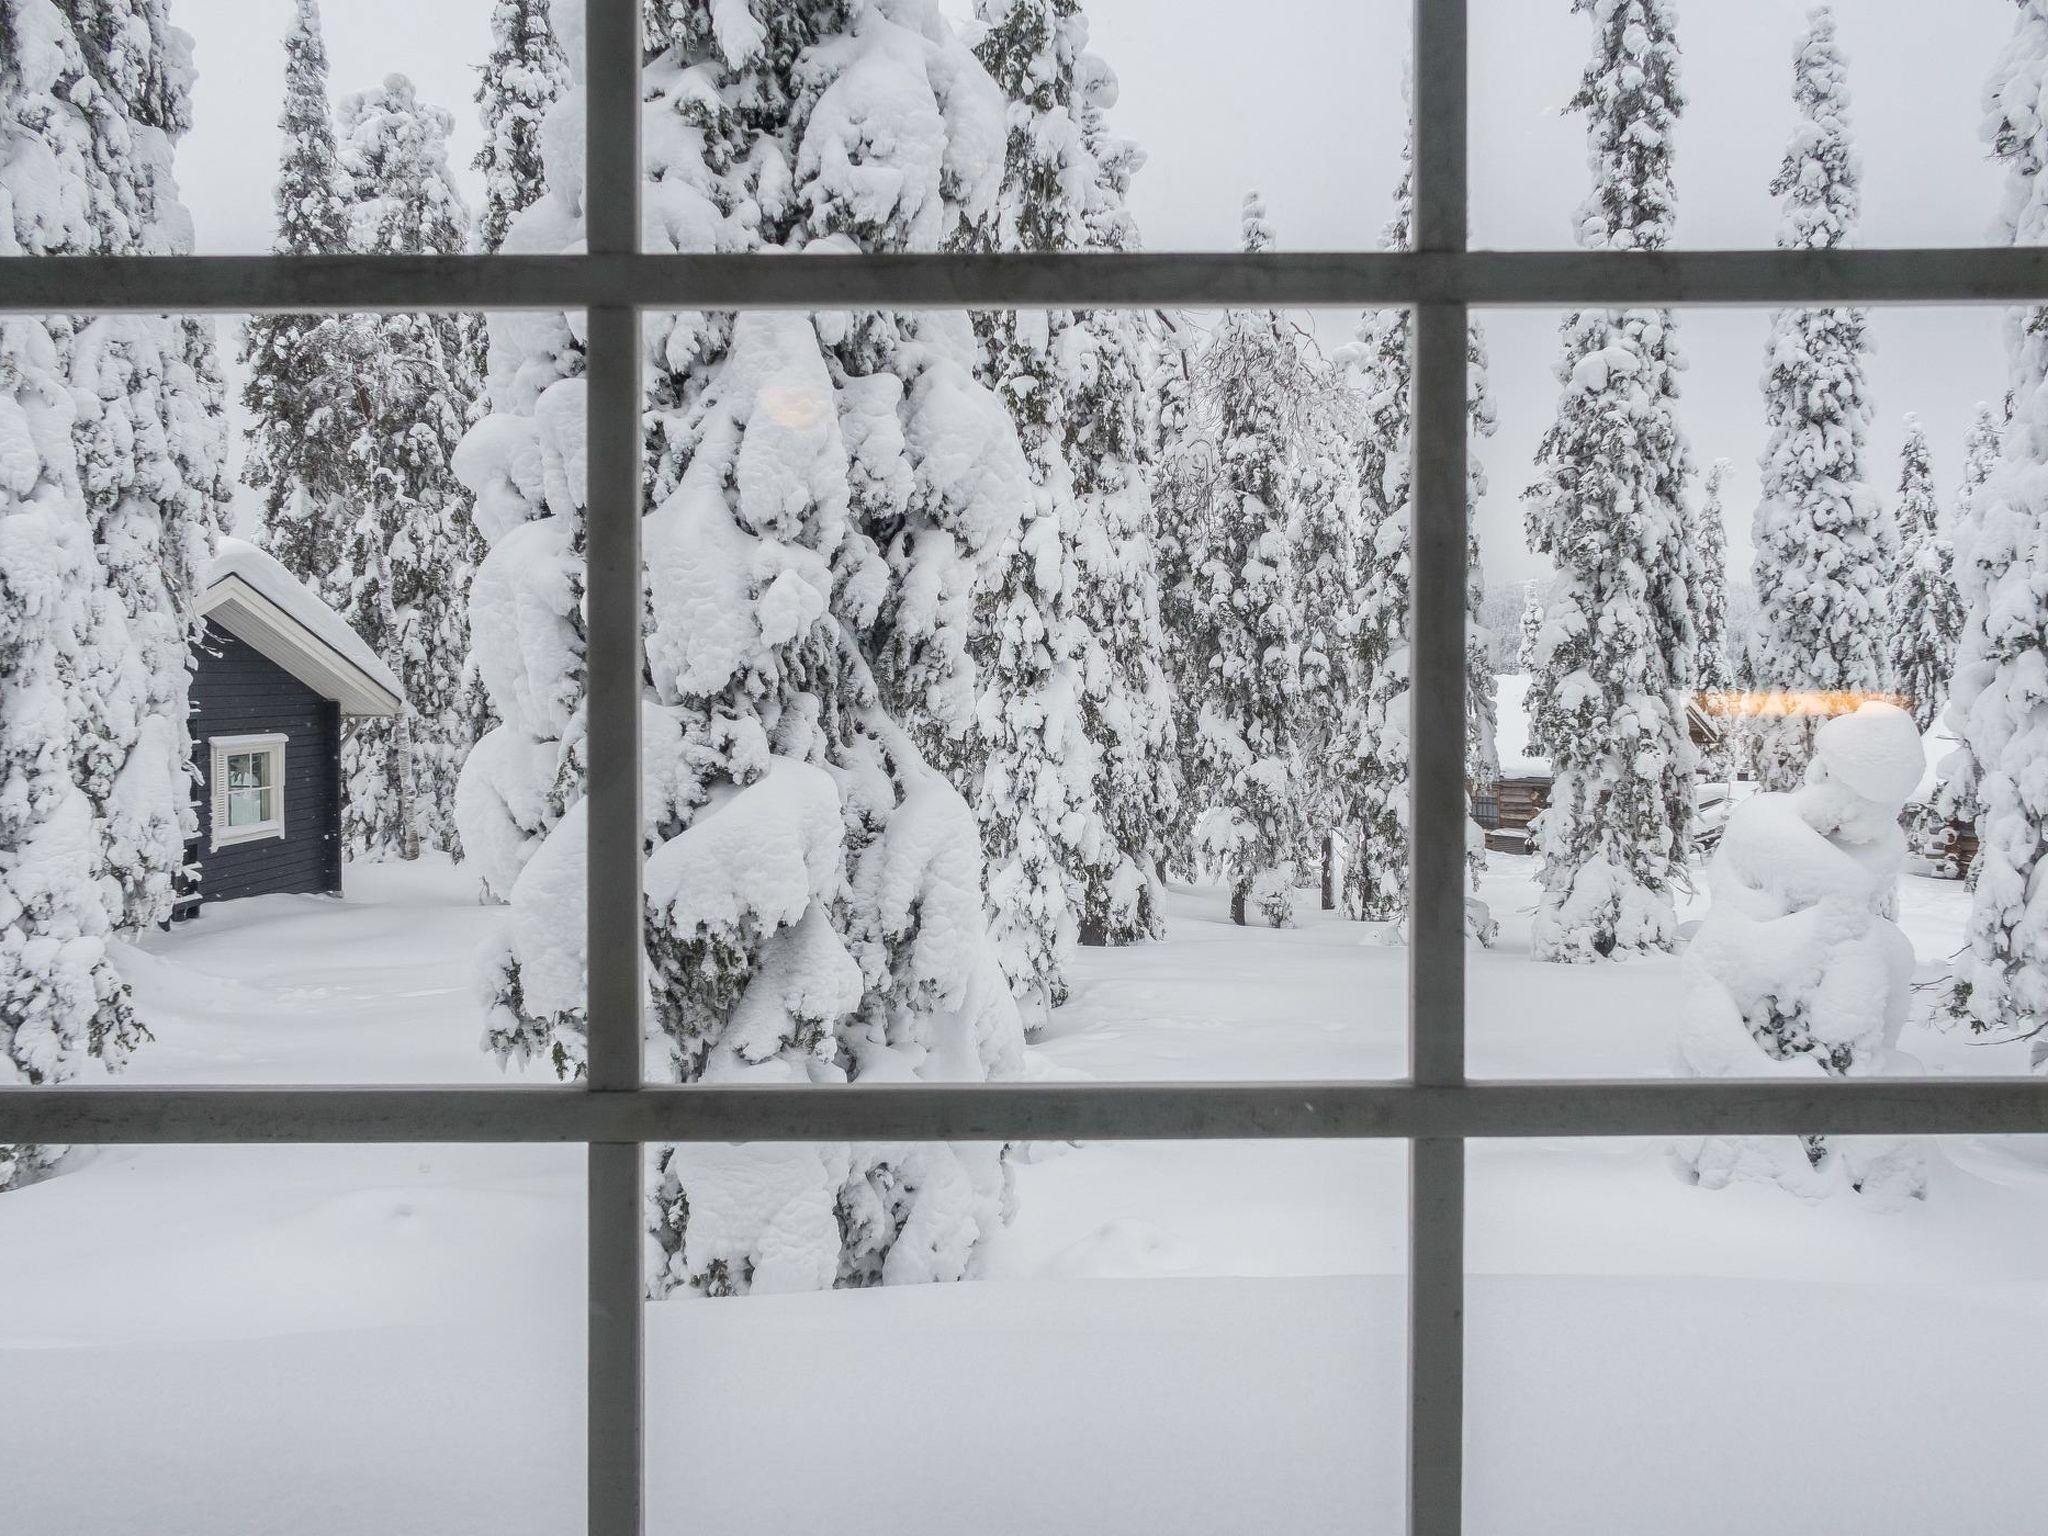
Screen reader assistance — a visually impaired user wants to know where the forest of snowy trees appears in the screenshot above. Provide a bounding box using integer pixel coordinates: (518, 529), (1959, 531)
(6, 0), (2048, 1277)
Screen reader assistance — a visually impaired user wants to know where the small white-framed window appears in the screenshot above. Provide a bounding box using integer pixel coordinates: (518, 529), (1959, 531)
(209, 733), (288, 849)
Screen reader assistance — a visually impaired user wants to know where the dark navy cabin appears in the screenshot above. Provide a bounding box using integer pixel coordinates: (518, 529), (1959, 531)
(179, 539), (403, 918)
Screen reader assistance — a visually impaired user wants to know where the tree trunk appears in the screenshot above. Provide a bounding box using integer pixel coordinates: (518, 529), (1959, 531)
(1321, 833), (1337, 910)
(1229, 882), (1247, 926)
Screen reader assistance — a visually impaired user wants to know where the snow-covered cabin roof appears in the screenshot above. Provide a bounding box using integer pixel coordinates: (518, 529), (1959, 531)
(198, 538), (403, 718)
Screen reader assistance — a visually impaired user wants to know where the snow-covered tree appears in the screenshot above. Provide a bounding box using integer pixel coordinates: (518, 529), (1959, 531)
(1338, 126), (1498, 933)
(1947, 5), (2048, 1057)
(958, 0), (1176, 1019)
(1516, 582), (1544, 672)
(1749, 6), (1890, 791)
(457, 2), (1030, 1293)
(1884, 417), (1961, 731)
(1290, 366), (1366, 910)
(2, 0), (226, 1187)
(1676, 702), (1928, 1203)
(1145, 309), (1208, 884)
(240, 0), (355, 598)
(1933, 400), (2003, 829)
(1693, 458), (1734, 693)
(1521, 0), (1697, 962)
(473, 0), (568, 256)
(1181, 193), (1308, 927)
(959, 0), (1096, 1018)
(330, 76), (481, 861)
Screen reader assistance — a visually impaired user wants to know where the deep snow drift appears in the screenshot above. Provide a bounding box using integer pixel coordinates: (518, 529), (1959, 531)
(3, 856), (2046, 1534)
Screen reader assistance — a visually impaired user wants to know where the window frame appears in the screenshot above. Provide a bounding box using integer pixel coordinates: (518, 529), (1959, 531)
(2, 5), (2046, 1535)
(209, 733), (288, 849)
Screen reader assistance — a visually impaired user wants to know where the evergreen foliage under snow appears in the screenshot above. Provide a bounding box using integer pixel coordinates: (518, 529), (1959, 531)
(1884, 417), (1962, 732)
(238, 0), (354, 599)
(472, 0), (568, 256)
(1522, 0), (1698, 962)
(1948, 2), (2048, 1057)
(1748, 6), (1890, 791)
(1179, 194), (1309, 928)
(331, 75), (483, 861)
(455, 0), (1030, 1294)
(959, 0), (1177, 1024)
(1, 0), (228, 1185)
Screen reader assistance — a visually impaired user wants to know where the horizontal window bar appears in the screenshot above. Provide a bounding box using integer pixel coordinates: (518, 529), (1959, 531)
(3, 249), (2047, 314)
(2, 1079), (2043, 1144)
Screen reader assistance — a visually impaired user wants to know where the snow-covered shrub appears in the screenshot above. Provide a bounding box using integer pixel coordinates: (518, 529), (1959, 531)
(1675, 702), (1928, 1204)
(456, 0), (1029, 1293)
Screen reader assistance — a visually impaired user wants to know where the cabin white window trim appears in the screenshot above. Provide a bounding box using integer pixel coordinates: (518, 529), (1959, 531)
(209, 733), (289, 850)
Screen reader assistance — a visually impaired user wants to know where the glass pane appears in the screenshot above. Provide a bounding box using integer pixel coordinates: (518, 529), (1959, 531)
(0, 1143), (586, 1535)
(643, 1140), (1406, 1534)
(0, 308), (583, 1085)
(1468, 1136), (2048, 1532)
(1471, 0), (2011, 252)
(632, 305), (1411, 1088)
(1473, 306), (2011, 1083)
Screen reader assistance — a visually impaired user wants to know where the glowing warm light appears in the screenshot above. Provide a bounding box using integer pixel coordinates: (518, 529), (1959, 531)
(1696, 689), (1911, 719)
(757, 383), (828, 431)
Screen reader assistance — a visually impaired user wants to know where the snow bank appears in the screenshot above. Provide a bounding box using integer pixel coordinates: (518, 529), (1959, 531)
(1676, 703), (1927, 1202)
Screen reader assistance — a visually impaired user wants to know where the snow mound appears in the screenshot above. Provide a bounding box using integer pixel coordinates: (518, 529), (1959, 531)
(1813, 702), (1923, 807)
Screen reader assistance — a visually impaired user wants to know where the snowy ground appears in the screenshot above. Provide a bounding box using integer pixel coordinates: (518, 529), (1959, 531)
(5, 857), (2047, 1534)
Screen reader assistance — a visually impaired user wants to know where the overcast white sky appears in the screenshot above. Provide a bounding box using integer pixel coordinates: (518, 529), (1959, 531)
(173, 0), (2017, 585)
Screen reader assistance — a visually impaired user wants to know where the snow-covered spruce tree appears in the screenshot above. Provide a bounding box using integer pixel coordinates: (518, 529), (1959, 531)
(1290, 363), (1366, 910)
(1065, 29), (1180, 945)
(1675, 702), (1929, 1203)
(958, 0), (1099, 1019)
(1933, 400), (2003, 830)
(1517, 581), (1544, 672)
(1693, 458), (1734, 694)
(1338, 126), (1499, 936)
(240, 0), (355, 600)
(1750, 5), (1890, 791)
(1181, 193), (1308, 928)
(2, 0), (227, 1186)
(1884, 417), (1961, 731)
(1948, 4), (2048, 1056)
(957, 0), (1176, 1017)
(473, 0), (568, 256)
(332, 76), (482, 860)
(1689, 458), (1734, 780)
(458, 2), (1030, 1293)
(1522, 0), (1698, 962)
(1144, 308), (1208, 884)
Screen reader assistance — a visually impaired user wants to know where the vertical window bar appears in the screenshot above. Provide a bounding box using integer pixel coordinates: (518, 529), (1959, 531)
(583, 3), (644, 1534)
(1409, 3), (1470, 1534)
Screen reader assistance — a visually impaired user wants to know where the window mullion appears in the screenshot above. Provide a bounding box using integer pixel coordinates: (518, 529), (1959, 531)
(1409, 2), (1472, 1533)
(582, 3), (645, 1535)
